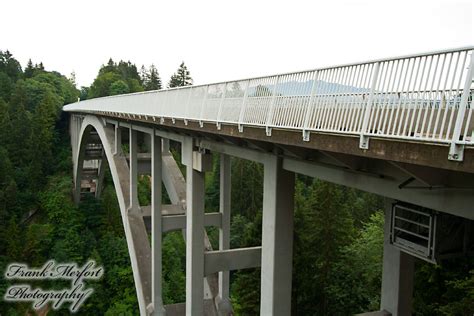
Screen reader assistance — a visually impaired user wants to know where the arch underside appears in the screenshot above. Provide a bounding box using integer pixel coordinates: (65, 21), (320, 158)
(73, 115), (220, 315)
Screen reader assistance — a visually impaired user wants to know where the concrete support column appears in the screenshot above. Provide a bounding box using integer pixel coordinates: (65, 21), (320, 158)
(184, 139), (205, 315)
(144, 132), (151, 153)
(114, 122), (121, 155)
(71, 116), (78, 178)
(74, 116), (79, 153)
(162, 138), (170, 153)
(151, 132), (166, 316)
(260, 156), (295, 316)
(129, 128), (139, 212)
(218, 154), (231, 312)
(73, 116), (83, 204)
(381, 200), (414, 316)
(70, 116), (76, 160)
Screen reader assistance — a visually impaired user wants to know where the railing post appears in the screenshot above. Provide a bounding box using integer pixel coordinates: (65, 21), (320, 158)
(302, 71), (320, 141)
(265, 76), (281, 136)
(216, 83), (228, 130)
(359, 62), (381, 149)
(238, 80), (251, 132)
(449, 51), (474, 161)
(199, 85), (210, 128)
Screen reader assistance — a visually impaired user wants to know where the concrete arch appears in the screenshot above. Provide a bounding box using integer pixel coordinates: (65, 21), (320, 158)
(73, 115), (151, 315)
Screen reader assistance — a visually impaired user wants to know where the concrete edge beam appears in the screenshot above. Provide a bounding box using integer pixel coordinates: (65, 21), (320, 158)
(282, 157), (474, 220)
(106, 118), (184, 142)
(164, 299), (217, 316)
(204, 246), (262, 276)
(199, 139), (271, 163)
(141, 204), (185, 217)
(162, 213), (222, 233)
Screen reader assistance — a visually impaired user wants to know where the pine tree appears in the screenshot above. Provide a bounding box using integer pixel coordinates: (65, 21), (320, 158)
(292, 179), (356, 315)
(0, 72), (12, 102)
(168, 62), (193, 88)
(231, 158), (263, 218)
(140, 65), (147, 85)
(93, 59), (144, 96)
(28, 91), (58, 191)
(0, 146), (17, 228)
(326, 211), (384, 314)
(0, 50), (22, 82)
(117, 60), (141, 83)
(7, 100), (32, 167)
(69, 71), (77, 87)
(5, 217), (22, 260)
(99, 58), (116, 76)
(24, 59), (35, 78)
(145, 64), (162, 91)
(0, 99), (11, 152)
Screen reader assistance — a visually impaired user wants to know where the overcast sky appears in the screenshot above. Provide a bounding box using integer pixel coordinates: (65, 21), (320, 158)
(1, 0), (472, 88)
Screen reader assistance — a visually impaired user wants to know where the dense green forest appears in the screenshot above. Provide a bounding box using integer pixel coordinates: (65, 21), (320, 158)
(0, 49), (473, 315)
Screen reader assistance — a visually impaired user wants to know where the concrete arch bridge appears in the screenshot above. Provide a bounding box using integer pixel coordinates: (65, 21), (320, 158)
(64, 46), (474, 316)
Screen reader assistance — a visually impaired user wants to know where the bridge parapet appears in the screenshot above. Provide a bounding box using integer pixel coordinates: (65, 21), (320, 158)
(65, 47), (474, 161)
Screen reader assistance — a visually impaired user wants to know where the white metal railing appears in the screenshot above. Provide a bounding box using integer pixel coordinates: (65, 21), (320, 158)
(64, 47), (474, 160)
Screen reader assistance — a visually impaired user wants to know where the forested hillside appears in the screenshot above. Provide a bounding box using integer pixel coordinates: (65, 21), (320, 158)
(0, 50), (473, 315)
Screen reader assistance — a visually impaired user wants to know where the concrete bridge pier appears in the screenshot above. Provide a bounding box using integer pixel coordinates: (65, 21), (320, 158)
(183, 138), (208, 315)
(178, 136), (300, 315)
(380, 201), (414, 316)
(217, 154), (232, 313)
(151, 131), (166, 315)
(261, 156), (295, 315)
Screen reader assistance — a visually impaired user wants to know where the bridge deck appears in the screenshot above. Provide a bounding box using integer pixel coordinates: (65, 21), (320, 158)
(64, 46), (474, 170)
